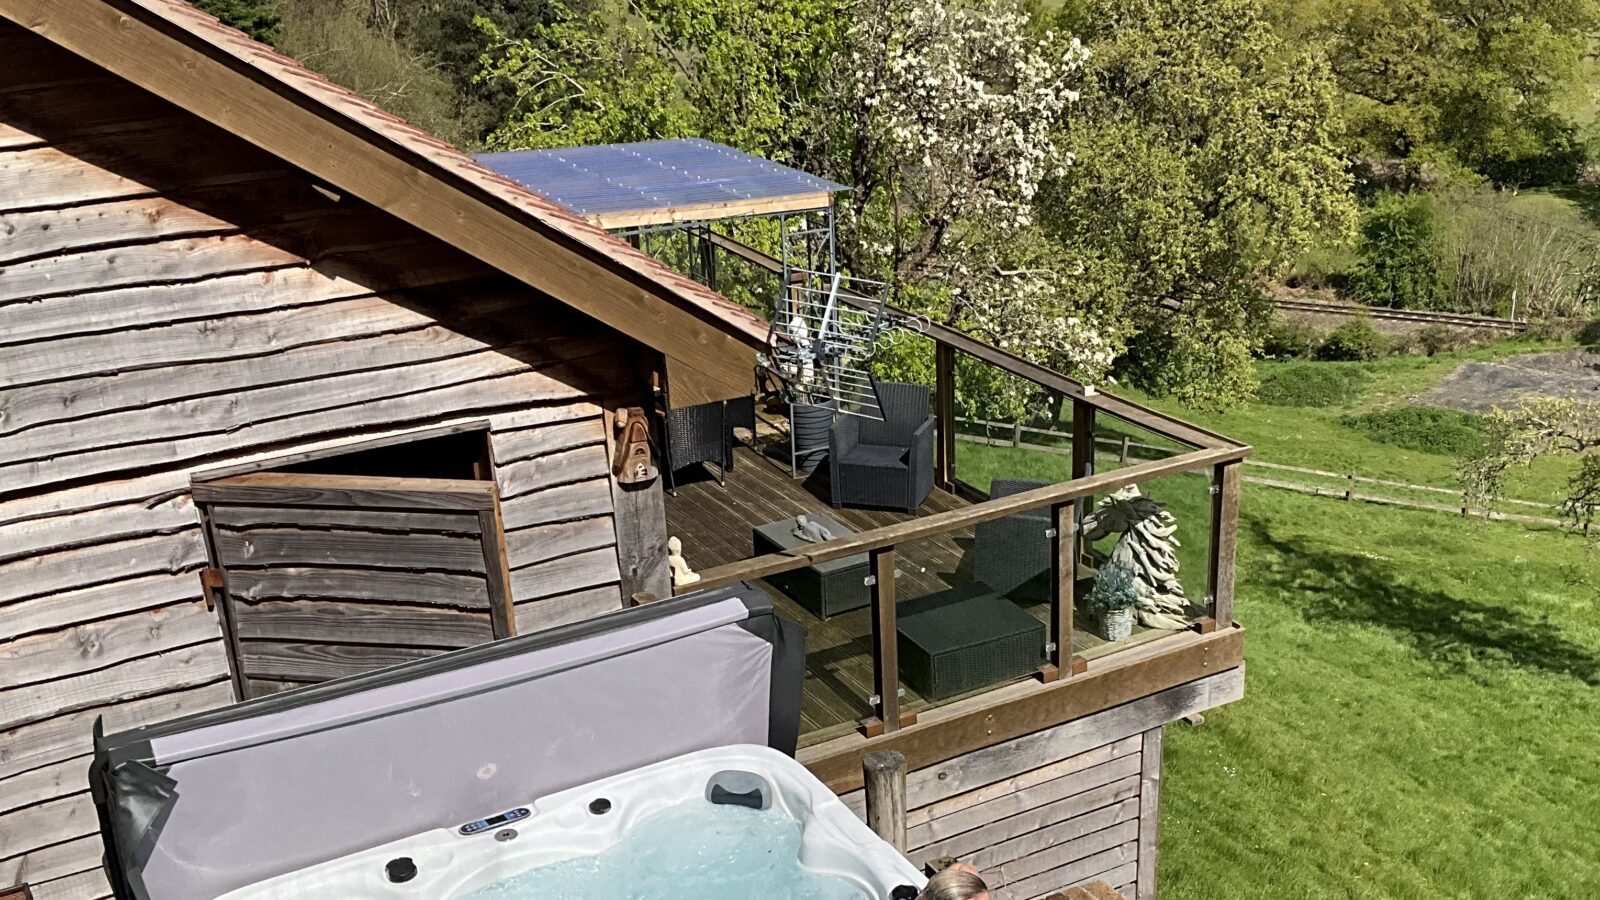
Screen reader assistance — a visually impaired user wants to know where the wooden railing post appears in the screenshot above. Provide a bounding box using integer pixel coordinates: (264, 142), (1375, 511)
(1205, 460), (1241, 631)
(935, 341), (956, 490)
(1043, 500), (1088, 681)
(1071, 399), (1096, 565)
(866, 546), (911, 735)
(862, 750), (908, 853)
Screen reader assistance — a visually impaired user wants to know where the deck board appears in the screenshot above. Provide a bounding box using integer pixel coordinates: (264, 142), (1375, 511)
(665, 436), (1149, 747)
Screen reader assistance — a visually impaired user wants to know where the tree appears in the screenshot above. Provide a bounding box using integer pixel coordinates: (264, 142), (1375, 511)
(1349, 192), (1445, 310)
(277, 0), (473, 146)
(1461, 397), (1600, 534)
(474, 0), (837, 157)
(1310, 0), (1600, 186)
(813, 0), (1117, 410)
(1045, 0), (1356, 408)
(190, 0), (281, 44)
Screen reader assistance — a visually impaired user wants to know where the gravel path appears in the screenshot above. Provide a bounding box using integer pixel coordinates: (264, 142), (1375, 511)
(1419, 349), (1600, 413)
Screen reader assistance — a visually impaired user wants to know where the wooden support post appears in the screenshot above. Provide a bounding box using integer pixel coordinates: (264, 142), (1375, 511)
(1043, 501), (1088, 681)
(866, 547), (906, 735)
(1071, 400), (1096, 480)
(862, 750), (909, 854)
(1207, 460), (1241, 628)
(1011, 420), (1023, 448)
(934, 341), (956, 490)
(1071, 399), (1096, 566)
(1136, 726), (1166, 900)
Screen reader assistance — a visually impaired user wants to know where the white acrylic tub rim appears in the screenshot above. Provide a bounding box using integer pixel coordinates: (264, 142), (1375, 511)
(216, 744), (927, 900)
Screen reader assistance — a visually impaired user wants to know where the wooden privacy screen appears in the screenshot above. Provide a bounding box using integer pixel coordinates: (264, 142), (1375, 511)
(192, 473), (517, 699)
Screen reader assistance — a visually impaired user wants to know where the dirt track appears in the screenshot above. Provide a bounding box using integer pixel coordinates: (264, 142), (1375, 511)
(1419, 349), (1600, 413)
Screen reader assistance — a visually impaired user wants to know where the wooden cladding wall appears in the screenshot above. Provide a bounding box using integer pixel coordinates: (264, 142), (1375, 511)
(0, 22), (649, 900)
(837, 669), (1244, 900)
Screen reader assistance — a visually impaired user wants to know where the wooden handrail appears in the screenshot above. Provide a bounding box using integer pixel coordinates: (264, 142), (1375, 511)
(682, 443), (1246, 593)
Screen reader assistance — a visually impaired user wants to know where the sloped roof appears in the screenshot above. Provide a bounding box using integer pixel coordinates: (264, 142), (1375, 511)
(1, 0), (770, 402)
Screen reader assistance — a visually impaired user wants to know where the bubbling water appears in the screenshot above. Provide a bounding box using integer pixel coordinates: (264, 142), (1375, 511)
(462, 799), (867, 900)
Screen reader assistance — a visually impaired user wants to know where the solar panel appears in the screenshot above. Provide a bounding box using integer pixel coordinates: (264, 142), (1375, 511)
(475, 138), (846, 225)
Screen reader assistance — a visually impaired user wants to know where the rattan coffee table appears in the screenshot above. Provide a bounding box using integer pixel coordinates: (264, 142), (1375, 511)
(897, 583), (1045, 701)
(752, 513), (870, 618)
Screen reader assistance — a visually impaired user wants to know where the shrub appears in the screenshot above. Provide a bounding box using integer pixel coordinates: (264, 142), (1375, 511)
(1260, 320), (1321, 360)
(1256, 365), (1369, 407)
(1349, 192), (1446, 310)
(1415, 324), (1477, 356)
(1341, 406), (1487, 456)
(1315, 318), (1389, 361)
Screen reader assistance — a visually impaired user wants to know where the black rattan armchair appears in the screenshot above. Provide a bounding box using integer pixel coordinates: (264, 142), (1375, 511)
(973, 478), (1053, 600)
(663, 400), (732, 495)
(828, 381), (935, 512)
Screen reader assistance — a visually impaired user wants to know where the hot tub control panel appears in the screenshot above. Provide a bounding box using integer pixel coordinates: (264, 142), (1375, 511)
(458, 807), (530, 836)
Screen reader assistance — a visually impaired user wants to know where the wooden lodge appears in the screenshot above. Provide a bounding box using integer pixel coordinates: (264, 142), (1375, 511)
(0, 2), (1249, 899)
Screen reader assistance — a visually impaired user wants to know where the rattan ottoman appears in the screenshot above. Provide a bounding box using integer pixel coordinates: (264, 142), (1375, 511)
(897, 583), (1045, 701)
(752, 513), (870, 618)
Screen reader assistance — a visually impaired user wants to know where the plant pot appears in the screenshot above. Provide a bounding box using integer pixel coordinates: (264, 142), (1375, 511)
(1100, 607), (1134, 642)
(790, 400), (836, 473)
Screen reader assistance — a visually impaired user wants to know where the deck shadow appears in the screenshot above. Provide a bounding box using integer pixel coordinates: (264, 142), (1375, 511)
(1245, 517), (1600, 686)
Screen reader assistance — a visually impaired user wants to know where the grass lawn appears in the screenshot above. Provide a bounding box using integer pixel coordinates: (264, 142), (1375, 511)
(1161, 487), (1600, 899)
(1121, 343), (1586, 505)
(954, 347), (1598, 897)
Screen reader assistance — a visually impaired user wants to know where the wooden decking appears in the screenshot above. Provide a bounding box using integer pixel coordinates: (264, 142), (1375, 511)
(664, 433), (1165, 747)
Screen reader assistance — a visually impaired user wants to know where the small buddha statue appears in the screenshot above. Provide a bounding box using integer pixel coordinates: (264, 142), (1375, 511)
(667, 536), (699, 588)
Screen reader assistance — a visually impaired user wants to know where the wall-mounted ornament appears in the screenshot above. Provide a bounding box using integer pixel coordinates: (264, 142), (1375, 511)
(612, 407), (657, 485)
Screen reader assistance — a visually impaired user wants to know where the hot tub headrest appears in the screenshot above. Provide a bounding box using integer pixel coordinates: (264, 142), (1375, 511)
(92, 584), (804, 900)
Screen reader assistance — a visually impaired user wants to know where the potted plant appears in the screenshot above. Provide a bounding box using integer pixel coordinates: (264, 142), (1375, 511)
(1088, 564), (1138, 642)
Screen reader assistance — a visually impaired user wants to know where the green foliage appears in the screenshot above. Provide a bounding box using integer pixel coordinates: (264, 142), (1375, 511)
(1088, 564), (1138, 614)
(1349, 192), (1445, 309)
(1461, 396), (1600, 531)
(1413, 323), (1477, 356)
(1432, 187), (1600, 319)
(191, 0), (281, 44)
(1314, 0), (1600, 186)
(1340, 406), (1487, 456)
(390, 0), (564, 140)
(1045, 0), (1356, 409)
(475, 0), (836, 156)
(277, 0), (475, 146)
(1260, 319), (1322, 360)
(1315, 318), (1389, 361)
(1255, 364), (1368, 407)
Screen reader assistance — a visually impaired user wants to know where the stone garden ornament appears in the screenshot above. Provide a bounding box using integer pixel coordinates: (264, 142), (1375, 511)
(1081, 485), (1192, 630)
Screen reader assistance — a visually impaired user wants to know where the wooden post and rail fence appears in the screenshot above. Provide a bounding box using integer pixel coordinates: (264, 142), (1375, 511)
(955, 415), (1587, 536)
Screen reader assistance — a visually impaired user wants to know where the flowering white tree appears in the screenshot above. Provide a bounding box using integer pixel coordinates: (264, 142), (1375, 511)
(818, 0), (1115, 393)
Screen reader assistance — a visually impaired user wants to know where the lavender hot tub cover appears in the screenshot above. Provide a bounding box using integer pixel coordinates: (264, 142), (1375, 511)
(91, 584), (804, 900)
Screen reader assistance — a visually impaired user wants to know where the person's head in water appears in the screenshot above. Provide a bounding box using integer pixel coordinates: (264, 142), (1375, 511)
(918, 863), (989, 900)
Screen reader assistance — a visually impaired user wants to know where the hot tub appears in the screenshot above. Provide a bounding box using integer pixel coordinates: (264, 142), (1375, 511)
(216, 744), (926, 900)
